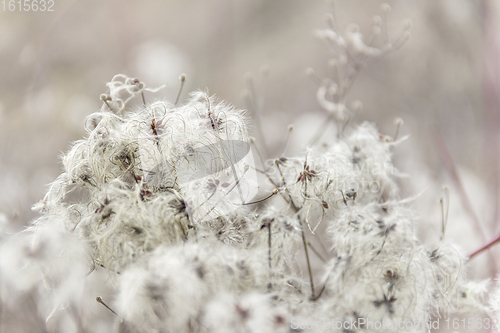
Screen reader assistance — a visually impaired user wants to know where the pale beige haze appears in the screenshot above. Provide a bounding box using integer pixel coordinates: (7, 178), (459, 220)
(0, 1), (499, 332)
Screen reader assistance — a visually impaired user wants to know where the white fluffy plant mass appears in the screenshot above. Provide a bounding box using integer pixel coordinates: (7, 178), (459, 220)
(0, 5), (495, 333)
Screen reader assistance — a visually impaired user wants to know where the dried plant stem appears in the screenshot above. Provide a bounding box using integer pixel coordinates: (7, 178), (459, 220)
(244, 74), (270, 156)
(436, 133), (497, 273)
(279, 125), (293, 158)
(240, 189), (278, 205)
(435, 134), (487, 240)
(468, 231), (500, 259)
(175, 74), (186, 106)
(275, 162), (315, 298)
(307, 242), (326, 263)
(300, 220), (315, 298)
(96, 296), (119, 317)
(481, 0), (500, 232)
(268, 222), (272, 269)
(309, 115), (333, 146)
(311, 284), (326, 301)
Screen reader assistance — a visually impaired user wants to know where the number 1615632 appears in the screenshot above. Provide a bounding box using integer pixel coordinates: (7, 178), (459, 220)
(2, 0), (54, 11)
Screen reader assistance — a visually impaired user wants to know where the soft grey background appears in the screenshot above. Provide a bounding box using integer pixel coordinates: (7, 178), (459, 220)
(0, 0), (498, 331)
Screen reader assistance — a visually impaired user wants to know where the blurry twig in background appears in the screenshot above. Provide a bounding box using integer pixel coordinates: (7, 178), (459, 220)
(435, 133), (485, 239)
(469, 231), (500, 259)
(436, 132), (497, 274)
(307, 2), (411, 146)
(481, 0), (500, 235)
(243, 67), (270, 157)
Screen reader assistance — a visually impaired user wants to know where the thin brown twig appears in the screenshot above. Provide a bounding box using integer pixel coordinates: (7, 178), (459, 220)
(300, 222), (315, 298)
(469, 232), (500, 259)
(481, 0), (500, 240)
(308, 242), (326, 263)
(275, 162), (315, 298)
(435, 133), (497, 273)
(435, 133), (488, 240)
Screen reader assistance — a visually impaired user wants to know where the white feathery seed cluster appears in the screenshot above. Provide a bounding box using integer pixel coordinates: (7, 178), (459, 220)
(30, 78), (257, 274)
(277, 122), (400, 233)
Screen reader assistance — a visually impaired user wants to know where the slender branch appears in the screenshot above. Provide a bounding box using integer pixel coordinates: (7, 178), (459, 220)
(309, 115), (333, 146)
(311, 284), (326, 301)
(481, 0), (500, 232)
(468, 232), (500, 259)
(434, 133), (487, 240)
(175, 74), (186, 106)
(279, 125), (294, 158)
(435, 133), (497, 273)
(300, 220), (315, 298)
(96, 296), (119, 317)
(308, 242), (326, 263)
(275, 162), (315, 298)
(240, 189), (278, 205)
(268, 222), (272, 269)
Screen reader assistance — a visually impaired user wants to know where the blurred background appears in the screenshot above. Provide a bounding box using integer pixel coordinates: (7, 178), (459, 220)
(0, 0), (499, 331)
